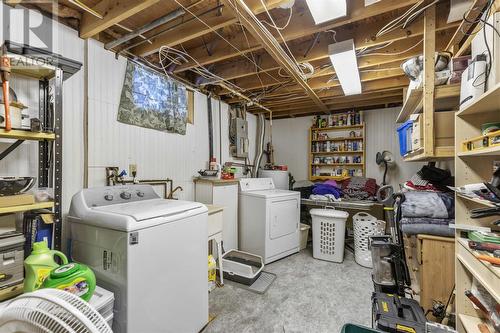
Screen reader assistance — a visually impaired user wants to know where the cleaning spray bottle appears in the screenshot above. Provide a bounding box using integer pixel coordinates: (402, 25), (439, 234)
(24, 241), (68, 292)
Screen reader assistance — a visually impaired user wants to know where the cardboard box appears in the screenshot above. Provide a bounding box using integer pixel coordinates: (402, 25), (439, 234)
(410, 111), (455, 151)
(0, 194), (35, 208)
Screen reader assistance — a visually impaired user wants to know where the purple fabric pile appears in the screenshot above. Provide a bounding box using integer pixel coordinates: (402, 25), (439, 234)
(312, 180), (342, 199)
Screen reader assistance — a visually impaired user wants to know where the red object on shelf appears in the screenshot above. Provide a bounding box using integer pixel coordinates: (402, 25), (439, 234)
(274, 165), (288, 171)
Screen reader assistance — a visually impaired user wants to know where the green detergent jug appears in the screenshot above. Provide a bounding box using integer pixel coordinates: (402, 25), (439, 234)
(24, 241), (68, 292)
(42, 263), (96, 301)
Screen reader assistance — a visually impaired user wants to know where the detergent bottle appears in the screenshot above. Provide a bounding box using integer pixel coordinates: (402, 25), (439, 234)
(24, 241), (68, 292)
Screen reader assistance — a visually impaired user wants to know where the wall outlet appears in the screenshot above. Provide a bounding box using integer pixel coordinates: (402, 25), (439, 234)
(129, 164), (137, 175)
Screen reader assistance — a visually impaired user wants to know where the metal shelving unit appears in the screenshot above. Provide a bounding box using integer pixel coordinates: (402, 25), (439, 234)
(1, 50), (81, 250)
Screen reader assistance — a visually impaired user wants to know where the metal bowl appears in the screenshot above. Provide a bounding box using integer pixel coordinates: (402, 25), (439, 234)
(0, 177), (36, 196)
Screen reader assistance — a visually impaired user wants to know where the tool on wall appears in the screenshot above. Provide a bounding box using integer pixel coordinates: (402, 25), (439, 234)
(0, 44), (12, 132)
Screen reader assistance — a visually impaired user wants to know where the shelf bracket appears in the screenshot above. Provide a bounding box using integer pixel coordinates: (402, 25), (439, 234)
(0, 139), (25, 161)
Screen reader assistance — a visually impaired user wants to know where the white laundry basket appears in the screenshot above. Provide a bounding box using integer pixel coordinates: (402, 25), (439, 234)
(353, 212), (386, 268)
(310, 208), (349, 263)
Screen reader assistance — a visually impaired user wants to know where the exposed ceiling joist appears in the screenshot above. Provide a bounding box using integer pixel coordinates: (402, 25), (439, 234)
(220, 0), (327, 110)
(250, 89), (404, 113)
(268, 95), (404, 117)
(445, 0), (489, 53)
(226, 75), (409, 104)
(130, 0), (290, 57)
(80, 0), (160, 39)
(175, 2), (456, 74)
(221, 65), (403, 95)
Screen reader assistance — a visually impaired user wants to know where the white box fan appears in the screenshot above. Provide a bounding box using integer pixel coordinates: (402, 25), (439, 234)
(0, 289), (113, 333)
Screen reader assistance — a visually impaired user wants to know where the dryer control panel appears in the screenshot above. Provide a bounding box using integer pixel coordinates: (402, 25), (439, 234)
(239, 178), (275, 192)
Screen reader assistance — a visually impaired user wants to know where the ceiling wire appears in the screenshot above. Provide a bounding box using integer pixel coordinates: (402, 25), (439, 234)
(172, 0), (284, 86)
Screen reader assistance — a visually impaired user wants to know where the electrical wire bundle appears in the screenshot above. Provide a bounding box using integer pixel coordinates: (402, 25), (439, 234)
(158, 45), (243, 94)
(376, 0), (439, 38)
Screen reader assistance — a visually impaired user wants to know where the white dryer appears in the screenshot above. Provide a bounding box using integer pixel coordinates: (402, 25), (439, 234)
(238, 178), (300, 264)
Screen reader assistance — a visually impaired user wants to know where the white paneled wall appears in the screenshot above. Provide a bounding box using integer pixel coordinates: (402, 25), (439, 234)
(269, 107), (453, 189)
(86, 40), (258, 200)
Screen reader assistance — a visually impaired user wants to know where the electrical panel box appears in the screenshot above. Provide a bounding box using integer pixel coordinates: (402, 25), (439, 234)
(235, 118), (249, 158)
(472, 11), (500, 91)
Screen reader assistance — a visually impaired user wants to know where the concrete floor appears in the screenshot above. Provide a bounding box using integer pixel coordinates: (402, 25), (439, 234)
(204, 247), (373, 333)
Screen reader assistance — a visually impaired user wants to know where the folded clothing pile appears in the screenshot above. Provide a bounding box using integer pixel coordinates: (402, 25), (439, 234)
(404, 165), (454, 192)
(400, 191), (454, 237)
(340, 177), (379, 201)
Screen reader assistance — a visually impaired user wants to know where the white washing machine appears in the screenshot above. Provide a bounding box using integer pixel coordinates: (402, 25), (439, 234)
(238, 178), (300, 264)
(68, 185), (208, 333)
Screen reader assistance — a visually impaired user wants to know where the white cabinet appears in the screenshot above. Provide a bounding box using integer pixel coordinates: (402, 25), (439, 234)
(195, 179), (239, 250)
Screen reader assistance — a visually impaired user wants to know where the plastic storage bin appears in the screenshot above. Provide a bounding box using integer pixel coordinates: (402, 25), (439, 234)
(397, 120), (413, 156)
(310, 208), (349, 262)
(221, 250), (264, 285)
(353, 212), (386, 268)
(300, 223), (310, 250)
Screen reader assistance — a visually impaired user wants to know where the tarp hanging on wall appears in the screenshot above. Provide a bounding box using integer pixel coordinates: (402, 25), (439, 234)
(117, 61), (188, 134)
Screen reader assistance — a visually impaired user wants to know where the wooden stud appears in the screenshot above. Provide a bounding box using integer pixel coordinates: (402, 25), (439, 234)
(422, 5), (436, 157)
(80, 0), (159, 39)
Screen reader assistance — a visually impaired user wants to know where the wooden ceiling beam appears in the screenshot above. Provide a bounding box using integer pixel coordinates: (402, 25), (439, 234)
(445, 0), (490, 54)
(80, 0), (160, 39)
(130, 0), (289, 57)
(267, 96), (404, 118)
(249, 89), (403, 112)
(208, 27), (454, 84)
(225, 76), (409, 104)
(174, 2), (456, 74)
(238, 69), (405, 101)
(220, 0), (327, 110)
(220, 60), (404, 93)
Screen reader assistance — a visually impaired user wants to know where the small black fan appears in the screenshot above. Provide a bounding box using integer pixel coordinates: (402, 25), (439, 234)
(376, 151), (394, 186)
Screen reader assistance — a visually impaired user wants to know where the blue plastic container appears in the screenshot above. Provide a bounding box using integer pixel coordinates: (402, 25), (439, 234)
(397, 120), (413, 156)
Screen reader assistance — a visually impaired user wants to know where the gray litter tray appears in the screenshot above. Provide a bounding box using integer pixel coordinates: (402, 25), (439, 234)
(221, 250), (264, 285)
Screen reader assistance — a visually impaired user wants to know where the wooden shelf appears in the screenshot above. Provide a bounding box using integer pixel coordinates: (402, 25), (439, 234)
(310, 176), (350, 181)
(312, 163), (364, 167)
(311, 151), (363, 155)
(311, 124), (364, 131)
(312, 137), (363, 142)
(0, 129), (56, 141)
(0, 201), (54, 214)
(458, 314), (494, 333)
(457, 83), (500, 117)
(457, 238), (500, 304)
(458, 145), (500, 157)
(9, 54), (57, 79)
(456, 193), (498, 208)
(403, 146), (454, 161)
(396, 84), (461, 123)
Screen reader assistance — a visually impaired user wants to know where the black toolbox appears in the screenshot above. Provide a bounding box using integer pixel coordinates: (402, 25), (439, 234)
(372, 292), (426, 333)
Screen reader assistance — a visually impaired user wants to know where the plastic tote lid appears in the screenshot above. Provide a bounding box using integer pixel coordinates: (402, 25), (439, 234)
(310, 208), (349, 218)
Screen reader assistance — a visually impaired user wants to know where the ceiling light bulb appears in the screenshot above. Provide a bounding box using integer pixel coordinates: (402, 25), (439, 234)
(328, 39), (362, 96)
(305, 0), (347, 25)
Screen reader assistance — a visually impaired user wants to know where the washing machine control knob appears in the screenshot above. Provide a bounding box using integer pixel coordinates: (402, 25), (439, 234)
(104, 194), (114, 201)
(120, 191), (132, 200)
(136, 191), (144, 197)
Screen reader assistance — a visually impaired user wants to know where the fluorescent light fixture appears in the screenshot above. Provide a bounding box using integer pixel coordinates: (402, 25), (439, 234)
(305, 0), (347, 25)
(328, 39), (362, 96)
